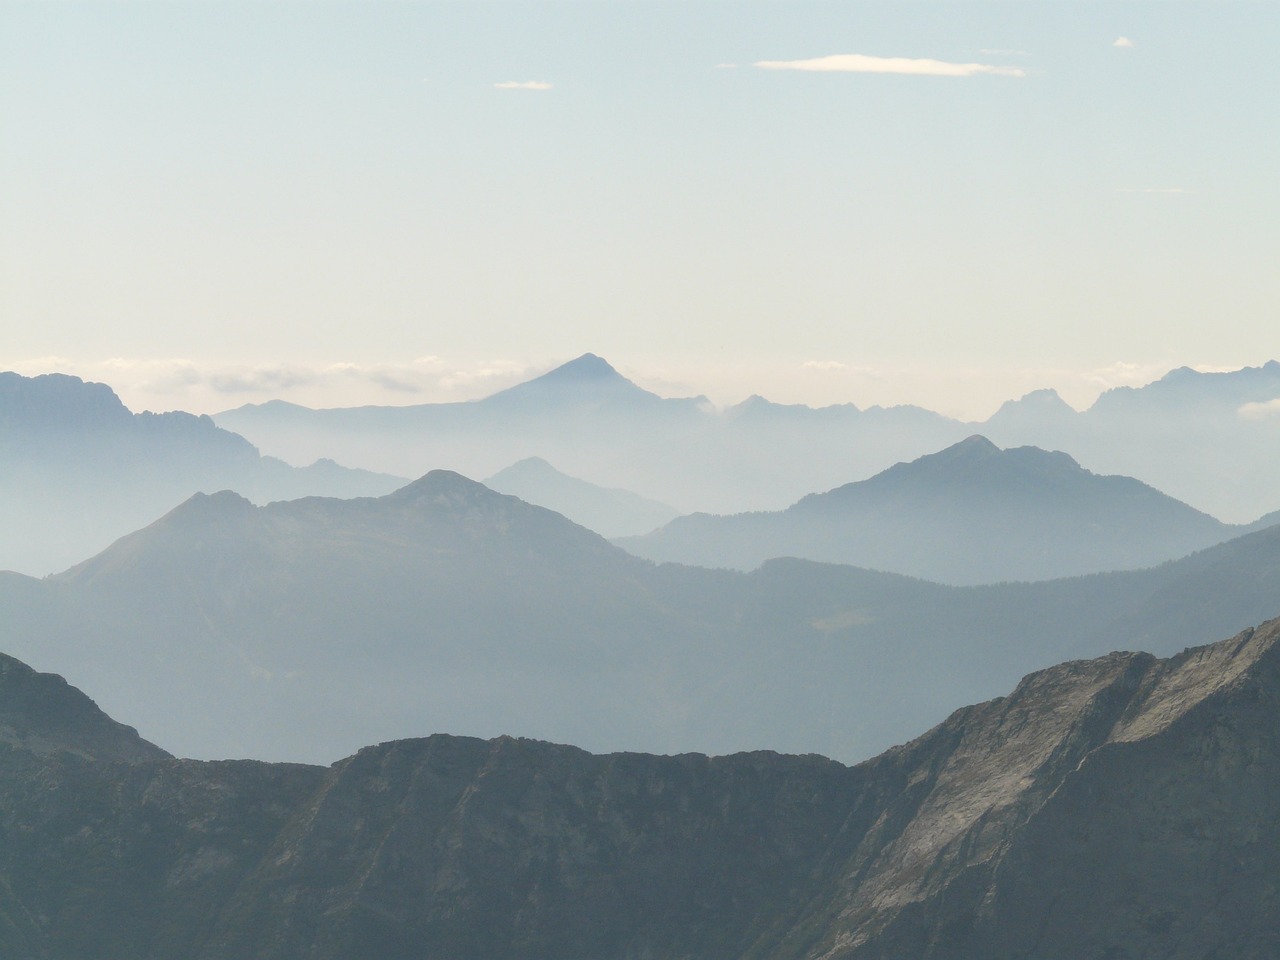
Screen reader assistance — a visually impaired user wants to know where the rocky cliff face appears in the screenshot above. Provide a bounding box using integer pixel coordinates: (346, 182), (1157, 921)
(2, 620), (1279, 958)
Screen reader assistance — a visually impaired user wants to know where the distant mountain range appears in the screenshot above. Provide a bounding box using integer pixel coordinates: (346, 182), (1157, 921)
(3, 618), (1279, 958)
(214, 354), (1280, 522)
(619, 435), (1259, 583)
(0, 371), (405, 575)
(5, 470), (1280, 766)
(213, 353), (970, 515)
(485, 456), (679, 537)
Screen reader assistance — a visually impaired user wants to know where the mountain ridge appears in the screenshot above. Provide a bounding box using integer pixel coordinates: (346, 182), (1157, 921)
(2, 618), (1279, 957)
(622, 435), (1235, 583)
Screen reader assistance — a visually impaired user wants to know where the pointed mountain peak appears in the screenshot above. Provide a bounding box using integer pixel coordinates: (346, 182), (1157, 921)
(808, 436), (1092, 505)
(540, 353), (622, 383)
(480, 355), (667, 407)
(987, 388), (1078, 421)
(941, 434), (1000, 457)
(162, 490), (257, 524)
(486, 457), (559, 483)
(389, 469), (490, 500)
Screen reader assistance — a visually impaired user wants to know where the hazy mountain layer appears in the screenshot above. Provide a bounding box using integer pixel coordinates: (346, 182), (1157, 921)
(0, 371), (405, 575)
(214, 353), (970, 515)
(484, 456), (679, 537)
(619, 435), (1242, 583)
(3, 472), (1280, 765)
(2, 621), (1279, 958)
(982, 360), (1280, 522)
(214, 355), (1280, 522)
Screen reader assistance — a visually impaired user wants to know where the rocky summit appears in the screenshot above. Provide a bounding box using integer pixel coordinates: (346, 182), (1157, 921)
(2, 618), (1280, 958)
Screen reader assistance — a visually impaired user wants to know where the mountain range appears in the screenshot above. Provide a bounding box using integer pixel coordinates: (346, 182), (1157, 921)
(619, 434), (1257, 583)
(2, 617), (1278, 957)
(0, 371), (405, 575)
(485, 456), (679, 538)
(214, 354), (1280, 522)
(5, 470), (1280, 766)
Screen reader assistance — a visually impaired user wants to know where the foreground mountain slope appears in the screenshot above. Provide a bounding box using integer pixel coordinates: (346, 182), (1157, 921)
(4, 474), (1280, 766)
(1, 620), (1279, 958)
(0, 371), (404, 575)
(620, 435), (1237, 583)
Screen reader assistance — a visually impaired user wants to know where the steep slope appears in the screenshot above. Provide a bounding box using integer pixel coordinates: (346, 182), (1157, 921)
(621, 435), (1236, 583)
(484, 456), (679, 537)
(2, 622), (1279, 958)
(0, 371), (404, 575)
(0, 653), (167, 763)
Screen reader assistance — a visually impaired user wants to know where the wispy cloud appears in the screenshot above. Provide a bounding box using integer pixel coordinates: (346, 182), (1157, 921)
(2, 356), (537, 413)
(754, 54), (1025, 78)
(1113, 37), (1135, 48)
(715, 63), (738, 69)
(1239, 399), (1280, 421)
(493, 80), (553, 91)
(802, 360), (850, 372)
(1116, 187), (1193, 195)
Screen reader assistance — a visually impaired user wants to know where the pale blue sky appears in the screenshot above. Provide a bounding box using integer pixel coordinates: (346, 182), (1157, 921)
(2, 2), (1277, 417)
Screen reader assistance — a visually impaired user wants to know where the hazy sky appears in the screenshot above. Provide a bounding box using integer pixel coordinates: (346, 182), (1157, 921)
(3, 1), (1277, 419)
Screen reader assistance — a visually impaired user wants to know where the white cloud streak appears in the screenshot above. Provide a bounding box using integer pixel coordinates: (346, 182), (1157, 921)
(754, 54), (1025, 78)
(2, 357), (536, 414)
(493, 80), (553, 91)
(1113, 37), (1135, 48)
(1239, 399), (1280, 421)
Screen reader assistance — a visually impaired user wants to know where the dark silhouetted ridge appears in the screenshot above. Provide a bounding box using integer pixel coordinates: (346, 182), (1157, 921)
(0, 653), (168, 763)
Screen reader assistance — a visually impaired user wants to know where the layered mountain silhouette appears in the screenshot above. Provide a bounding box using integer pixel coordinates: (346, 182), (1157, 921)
(484, 456), (679, 537)
(0, 371), (405, 575)
(214, 355), (1280, 522)
(620, 435), (1244, 583)
(5, 472), (1280, 765)
(981, 360), (1280, 522)
(214, 353), (968, 514)
(2, 619), (1279, 958)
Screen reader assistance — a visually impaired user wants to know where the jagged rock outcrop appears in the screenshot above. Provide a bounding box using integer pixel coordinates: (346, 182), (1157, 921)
(1, 620), (1279, 957)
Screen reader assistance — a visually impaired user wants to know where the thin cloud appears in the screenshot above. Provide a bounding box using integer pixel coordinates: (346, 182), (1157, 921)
(803, 360), (850, 372)
(1240, 399), (1280, 421)
(1114, 37), (1135, 48)
(1116, 187), (1193, 195)
(493, 80), (553, 91)
(754, 54), (1025, 78)
(2, 357), (538, 414)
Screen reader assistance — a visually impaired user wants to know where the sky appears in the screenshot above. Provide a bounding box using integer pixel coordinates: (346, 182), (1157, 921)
(2, 1), (1277, 420)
